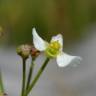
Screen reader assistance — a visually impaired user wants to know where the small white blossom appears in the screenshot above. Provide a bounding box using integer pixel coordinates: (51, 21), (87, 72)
(32, 28), (82, 67)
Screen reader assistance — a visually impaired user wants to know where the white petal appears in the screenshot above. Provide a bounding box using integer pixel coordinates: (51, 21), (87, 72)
(32, 28), (47, 51)
(51, 34), (63, 51)
(56, 52), (82, 67)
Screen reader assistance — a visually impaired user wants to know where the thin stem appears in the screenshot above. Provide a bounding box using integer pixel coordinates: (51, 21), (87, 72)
(24, 57), (50, 96)
(21, 59), (26, 96)
(0, 71), (4, 93)
(26, 58), (35, 90)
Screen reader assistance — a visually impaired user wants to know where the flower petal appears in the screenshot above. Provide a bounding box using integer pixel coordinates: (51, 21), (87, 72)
(56, 52), (82, 67)
(32, 28), (47, 51)
(51, 34), (63, 51)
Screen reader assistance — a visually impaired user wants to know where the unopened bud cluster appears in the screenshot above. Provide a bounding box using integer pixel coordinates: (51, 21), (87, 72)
(17, 44), (40, 59)
(17, 44), (31, 59)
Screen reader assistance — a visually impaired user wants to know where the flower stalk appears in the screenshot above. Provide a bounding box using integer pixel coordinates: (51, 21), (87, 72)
(24, 57), (50, 96)
(26, 46), (40, 90)
(21, 59), (26, 96)
(26, 58), (35, 90)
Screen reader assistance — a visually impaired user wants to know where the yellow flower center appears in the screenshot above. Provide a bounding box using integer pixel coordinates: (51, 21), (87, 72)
(45, 41), (61, 58)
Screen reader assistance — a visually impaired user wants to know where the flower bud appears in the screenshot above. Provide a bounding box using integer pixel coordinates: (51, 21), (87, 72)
(31, 46), (40, 59)
(17, 44), (31, 59)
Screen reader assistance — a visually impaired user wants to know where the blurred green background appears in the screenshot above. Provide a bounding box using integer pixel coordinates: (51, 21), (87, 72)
(0, 0), (96, 46)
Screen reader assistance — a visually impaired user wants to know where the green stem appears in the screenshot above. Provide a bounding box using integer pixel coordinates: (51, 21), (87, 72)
(26, 58), (35, 90)
(21, 59), (26, 96)
(0, 71), (4, 93)
(24, 57), (50, 96)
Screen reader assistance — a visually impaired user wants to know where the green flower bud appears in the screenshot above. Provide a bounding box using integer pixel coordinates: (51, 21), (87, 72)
(17, 44), (31, 59)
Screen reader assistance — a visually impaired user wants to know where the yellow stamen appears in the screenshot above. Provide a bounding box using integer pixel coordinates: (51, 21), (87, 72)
(45, 41), (61, 58)
(50, 41), (61, 50)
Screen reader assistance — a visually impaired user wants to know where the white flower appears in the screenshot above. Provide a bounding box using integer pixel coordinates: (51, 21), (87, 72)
(32, 28), (82, 67)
